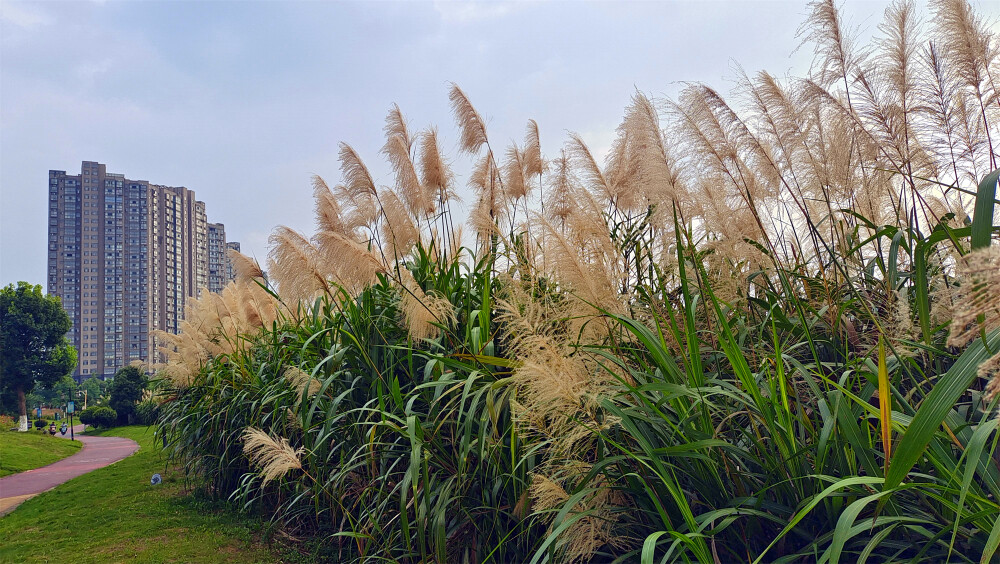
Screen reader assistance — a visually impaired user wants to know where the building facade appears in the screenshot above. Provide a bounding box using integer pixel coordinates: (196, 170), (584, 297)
(225, 241), (241, 282)
(206, 223), (228, 294)
(47, 161), (238, 381)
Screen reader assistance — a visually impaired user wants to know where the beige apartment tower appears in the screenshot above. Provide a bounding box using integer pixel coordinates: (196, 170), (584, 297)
(47, 161), (237, 381)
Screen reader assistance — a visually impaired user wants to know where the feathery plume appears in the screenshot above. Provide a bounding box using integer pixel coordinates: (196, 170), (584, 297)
(503, 144), (530, 201)
(284, 366), (322, 399)
(335, 145), (381, 235)
(383, 103), (412, 150)
(799, 0), (860, 89)
(313, 230), (386, 294)
(931, 0), (998, 97)
(530, 470), (627, 564)
(227, 249), (265, 281)
(567, 133), (614, 205)
(880, 1), (920, 111)
(398, 270), (455, 342)
(605, 114), (643, 211)
(384, 133), (429, 218)
(268, 226), (330, 303)
(339, 142), (378, 200)
(931, 0), (998, 167)
(449, 83), (489, 154)
(242, 427), (304, 486)
(468, 154), (504, 244)
(947, 246), (1000, 398)
(921, 41), (968, 187)
(948, 246), (1000, 349)
(546, 150), (575, 225)
(524, 119), (544, 179)
(380, 189), (420, 256)
(313, 175), (348, 236)
(419, 128), (453, 211)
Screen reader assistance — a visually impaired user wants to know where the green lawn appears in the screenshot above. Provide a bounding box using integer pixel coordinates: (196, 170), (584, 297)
(0, 430), (82, 477)
(0, 426), (290, 563)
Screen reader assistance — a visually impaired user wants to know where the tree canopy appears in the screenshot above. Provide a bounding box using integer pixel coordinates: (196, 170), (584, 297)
(80, 375), (111, 407)
(0, 282), (76, 429)
(109, 365), (147, 425)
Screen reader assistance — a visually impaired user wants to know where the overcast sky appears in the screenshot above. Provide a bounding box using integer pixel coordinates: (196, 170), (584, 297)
(2, 0), (996, 289)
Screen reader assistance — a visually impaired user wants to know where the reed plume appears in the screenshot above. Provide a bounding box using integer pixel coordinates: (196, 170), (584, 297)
(227, 248), (265, 281)
(567, 133), (614, 207)
(313, 175), (348, 236)
(947, 246), (1000, 398)
(379, 189), (420, 256)
(948, 246), (1000, 348)
(384, 133), (429, 217)
(503, 144), (529, 201)
(383, 102), (412, 150)
(284, 366), (322, 400)
(468, 153), (504, 246)
(547, 150), (574, 226)
(449, 83), (489, 154)
(800, 0), (860, 91)
(931, 0), (999, 168)
(313, 229), (386, 295)
(524, 119), (544, 179)
(337, 144), (380, 234)
(529, 469), (627, 564)
(398, 270), (455, 342)
(419, 127), (454, 212)
(268, 226), (330, 303)
(242, 427), (304, 486)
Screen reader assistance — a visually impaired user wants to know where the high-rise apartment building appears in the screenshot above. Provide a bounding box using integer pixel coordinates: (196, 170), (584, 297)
(206, 223), (228, 294)
(48, 161), (238, 381)
(225, 241), (241, 282)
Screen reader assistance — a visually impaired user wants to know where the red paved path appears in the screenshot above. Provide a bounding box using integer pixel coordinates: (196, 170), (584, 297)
(0, 425), (139, 515)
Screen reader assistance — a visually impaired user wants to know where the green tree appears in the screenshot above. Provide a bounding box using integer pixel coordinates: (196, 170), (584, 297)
(29, 375), (75, 408)
(0, 282), (76, 431)
(109, 365), (147, 425)
(80, 376), (110, 408)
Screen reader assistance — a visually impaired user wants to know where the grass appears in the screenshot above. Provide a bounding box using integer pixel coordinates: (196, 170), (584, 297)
(0, 426), (290, 564)
(0, 430), (82, 477)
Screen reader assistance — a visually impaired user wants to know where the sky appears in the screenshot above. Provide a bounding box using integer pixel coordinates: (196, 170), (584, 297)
(2, 0), (997, 290)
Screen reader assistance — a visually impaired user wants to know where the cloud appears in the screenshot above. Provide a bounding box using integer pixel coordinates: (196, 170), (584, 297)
(74, 58), (113, 81)
(0, 1), (53, 30)
(433, 0), (519, 24)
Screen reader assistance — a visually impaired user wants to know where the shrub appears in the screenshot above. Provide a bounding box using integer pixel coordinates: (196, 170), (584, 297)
(134, 400), (159, 426)
(79, 406), (117, 429)
(0, 414), (15, 429)
(33, 418), (47, 430)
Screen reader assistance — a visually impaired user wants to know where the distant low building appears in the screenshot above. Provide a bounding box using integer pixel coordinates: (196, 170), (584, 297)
(47, 161), (239, 381)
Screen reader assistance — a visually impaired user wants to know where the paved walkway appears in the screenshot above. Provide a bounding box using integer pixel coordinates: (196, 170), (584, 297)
(0, 425), (139, 516)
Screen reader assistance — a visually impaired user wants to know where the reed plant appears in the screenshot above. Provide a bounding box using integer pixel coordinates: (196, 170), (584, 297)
(155, 0), (1000, 561)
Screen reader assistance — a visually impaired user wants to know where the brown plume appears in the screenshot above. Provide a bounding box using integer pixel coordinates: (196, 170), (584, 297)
(449, 83), (489, 154)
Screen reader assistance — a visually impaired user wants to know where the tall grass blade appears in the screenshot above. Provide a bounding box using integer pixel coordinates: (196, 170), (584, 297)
(972, 169), (1000, 250)
(885, 329), (1000, 491)
(877, 336), (891, 473)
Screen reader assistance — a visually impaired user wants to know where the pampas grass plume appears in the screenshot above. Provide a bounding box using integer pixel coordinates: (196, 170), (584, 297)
(449, 83), (489, 154)
(242, 427), (304, 486)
